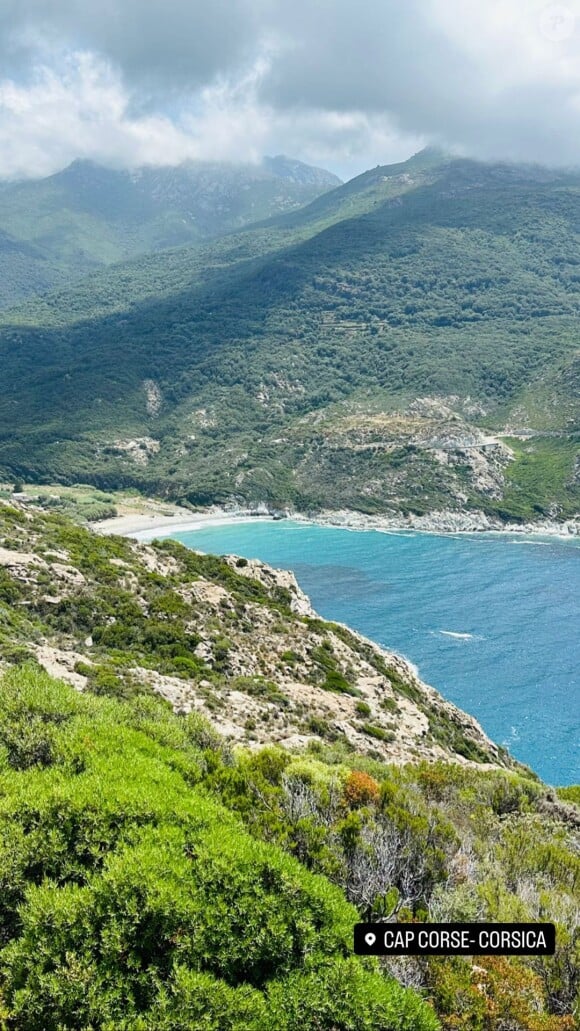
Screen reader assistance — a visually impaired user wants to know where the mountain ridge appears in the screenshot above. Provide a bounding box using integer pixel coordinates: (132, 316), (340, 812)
(1, 148), (579, 522)
(0, 155), (341, 307)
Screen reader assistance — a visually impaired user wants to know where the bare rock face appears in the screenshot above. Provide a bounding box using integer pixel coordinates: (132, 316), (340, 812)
(143, 379), (162, 416)
(288, 394), (517, 508)
(99, 438), (161, 467)
(0, 548), (37, 567)
(31, 644), (90, 691)
(225, 556), (316, 616)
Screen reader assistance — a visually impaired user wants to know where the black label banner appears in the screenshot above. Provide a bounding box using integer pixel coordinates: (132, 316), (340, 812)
(354, 922), (556, 956)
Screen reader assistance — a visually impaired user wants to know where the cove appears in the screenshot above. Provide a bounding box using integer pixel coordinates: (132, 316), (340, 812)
(163, 520), (579, 785)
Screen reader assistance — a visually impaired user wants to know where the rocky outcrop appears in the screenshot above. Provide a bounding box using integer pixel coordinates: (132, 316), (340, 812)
(224, 556), (316, 617)
(0, 499), (515, 772)
(303, 508), (580, 536)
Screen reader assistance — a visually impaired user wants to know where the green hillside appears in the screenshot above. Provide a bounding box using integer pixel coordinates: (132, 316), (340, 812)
(1, 664), (578, 1031)
(0, 665), (439, 1031)
(1, 150), (579, 521)
(0, 157), (340, 308)
(0, 500), (506, 766)
(0, 501), (577, 1028)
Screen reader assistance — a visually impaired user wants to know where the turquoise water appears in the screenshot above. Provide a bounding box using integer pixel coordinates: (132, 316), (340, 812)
(165, 520), (579, 785)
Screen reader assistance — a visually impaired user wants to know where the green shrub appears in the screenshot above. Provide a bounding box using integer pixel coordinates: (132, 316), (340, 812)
(322, 670), (360, 696)
(355, 701), (372, 717)
(380, 697), (399, 714)
(0, 666), (439, 1030)
(0, 664), (83, 769)
(362, 723), (395, 743)
(266, 958), (440, 1031)
(557, 785), (580, 806)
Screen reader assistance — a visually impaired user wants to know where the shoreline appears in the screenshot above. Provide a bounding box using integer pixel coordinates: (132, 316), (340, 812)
(94, 503), (580, 542)
(94, 506), (263, 539)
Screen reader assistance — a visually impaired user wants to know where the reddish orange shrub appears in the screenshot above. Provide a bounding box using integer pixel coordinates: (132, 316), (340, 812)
(428, 955), (575, 1031)
(343, 771), (381, 808)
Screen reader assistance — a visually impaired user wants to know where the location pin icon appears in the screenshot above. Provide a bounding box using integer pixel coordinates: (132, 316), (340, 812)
(365, 932), (376, 946)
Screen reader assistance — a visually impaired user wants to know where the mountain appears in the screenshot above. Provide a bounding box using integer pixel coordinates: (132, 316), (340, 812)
(0, 498), (578, 1029)
(1, 148), (579, 523)
(0, 156), (341, 307)
(262, 154), (343, 187)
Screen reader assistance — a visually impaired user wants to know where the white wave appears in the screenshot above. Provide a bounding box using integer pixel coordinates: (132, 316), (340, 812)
(510, 540), (551, 546)
(375, 529), (418, 537)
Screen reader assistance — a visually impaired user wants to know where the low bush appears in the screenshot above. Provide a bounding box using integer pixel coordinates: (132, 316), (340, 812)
(0, 666), (438, 1030)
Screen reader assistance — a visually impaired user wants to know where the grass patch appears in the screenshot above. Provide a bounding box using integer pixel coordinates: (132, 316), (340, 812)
(361, 723), (396, 743)
(489, 436), (580, 521)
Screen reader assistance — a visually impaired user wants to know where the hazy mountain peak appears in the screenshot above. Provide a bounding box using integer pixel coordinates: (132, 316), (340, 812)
(261, 155), (342, 187)
(0, 154), (341, 306)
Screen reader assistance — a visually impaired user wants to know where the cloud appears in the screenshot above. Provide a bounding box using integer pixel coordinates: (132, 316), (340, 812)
(0, 46), (422, 180)
(261, 0), (580, 163)
(0, 54), (201, 179)
(0, 0), (260, 90)
(1, 0), (580, 179)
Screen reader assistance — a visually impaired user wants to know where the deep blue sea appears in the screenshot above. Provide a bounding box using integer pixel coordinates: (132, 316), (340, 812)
(163, 520), (579, 785)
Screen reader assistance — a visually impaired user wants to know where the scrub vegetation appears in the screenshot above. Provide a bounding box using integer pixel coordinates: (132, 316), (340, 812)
(0, 501), (505, 766)
(0, 664), (577, 1029)
(0, 501), (578, 1028)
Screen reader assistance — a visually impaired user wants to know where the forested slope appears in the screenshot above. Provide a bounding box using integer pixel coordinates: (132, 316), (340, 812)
(1, 150), (579, 520)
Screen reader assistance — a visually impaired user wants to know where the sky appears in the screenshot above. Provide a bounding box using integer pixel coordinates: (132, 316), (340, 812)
(1, 0), (580, 181)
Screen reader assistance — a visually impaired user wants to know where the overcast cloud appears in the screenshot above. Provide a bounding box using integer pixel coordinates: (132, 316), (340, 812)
(1, 0), (579, 179)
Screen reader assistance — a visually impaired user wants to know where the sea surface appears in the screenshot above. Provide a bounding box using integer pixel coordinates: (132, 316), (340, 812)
(165, 520), (579, 785)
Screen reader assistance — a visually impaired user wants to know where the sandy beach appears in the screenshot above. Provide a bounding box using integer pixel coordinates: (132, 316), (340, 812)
(93, 504), (274, 539)
(94, 500), (580, 542)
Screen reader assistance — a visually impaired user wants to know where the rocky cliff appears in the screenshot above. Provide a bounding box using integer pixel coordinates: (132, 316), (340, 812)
(0, 500), (510, 770)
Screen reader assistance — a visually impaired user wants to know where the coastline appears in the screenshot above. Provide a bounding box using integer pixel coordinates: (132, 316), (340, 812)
(94, 502), (580, 542)
(94, 505), (263, 539)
